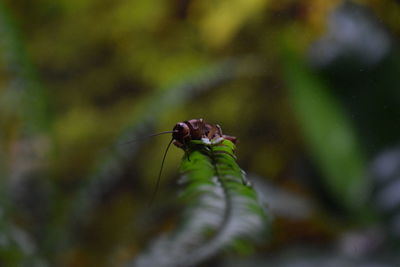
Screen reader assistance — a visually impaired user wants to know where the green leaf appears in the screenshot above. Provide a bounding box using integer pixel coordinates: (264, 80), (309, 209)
(133, 139), (269, 267)
(282, 45), (368, 211)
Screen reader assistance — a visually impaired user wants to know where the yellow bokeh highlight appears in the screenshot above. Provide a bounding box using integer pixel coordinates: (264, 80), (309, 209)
(194, 0), (269, 48)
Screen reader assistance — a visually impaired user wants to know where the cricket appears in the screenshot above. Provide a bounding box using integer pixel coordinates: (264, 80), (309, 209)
(150, 118), (237, 205)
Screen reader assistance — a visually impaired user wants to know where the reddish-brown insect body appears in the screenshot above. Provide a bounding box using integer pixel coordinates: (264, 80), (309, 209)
(149, 118), (237, 206)
(172, 118), (237, 148)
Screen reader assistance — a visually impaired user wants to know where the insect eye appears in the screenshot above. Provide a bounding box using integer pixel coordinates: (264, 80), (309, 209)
(173, 123), (184, 133)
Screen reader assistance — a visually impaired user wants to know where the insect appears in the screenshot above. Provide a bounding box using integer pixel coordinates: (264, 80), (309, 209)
(150, 119), (237, 205)
(172, 118), (237, 148)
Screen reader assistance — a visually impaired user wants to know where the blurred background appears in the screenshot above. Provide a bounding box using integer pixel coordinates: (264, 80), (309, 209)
(1, 0), (400, 266)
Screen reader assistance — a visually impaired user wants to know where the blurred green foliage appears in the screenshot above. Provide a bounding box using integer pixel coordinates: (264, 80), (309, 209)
(1, 0), (400, 266)
(283, 46), (367, 211)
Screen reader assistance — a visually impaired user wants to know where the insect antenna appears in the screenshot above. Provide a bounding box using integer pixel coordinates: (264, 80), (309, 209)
(121, 130), (176, 146)
(149, 138), (174, 207)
